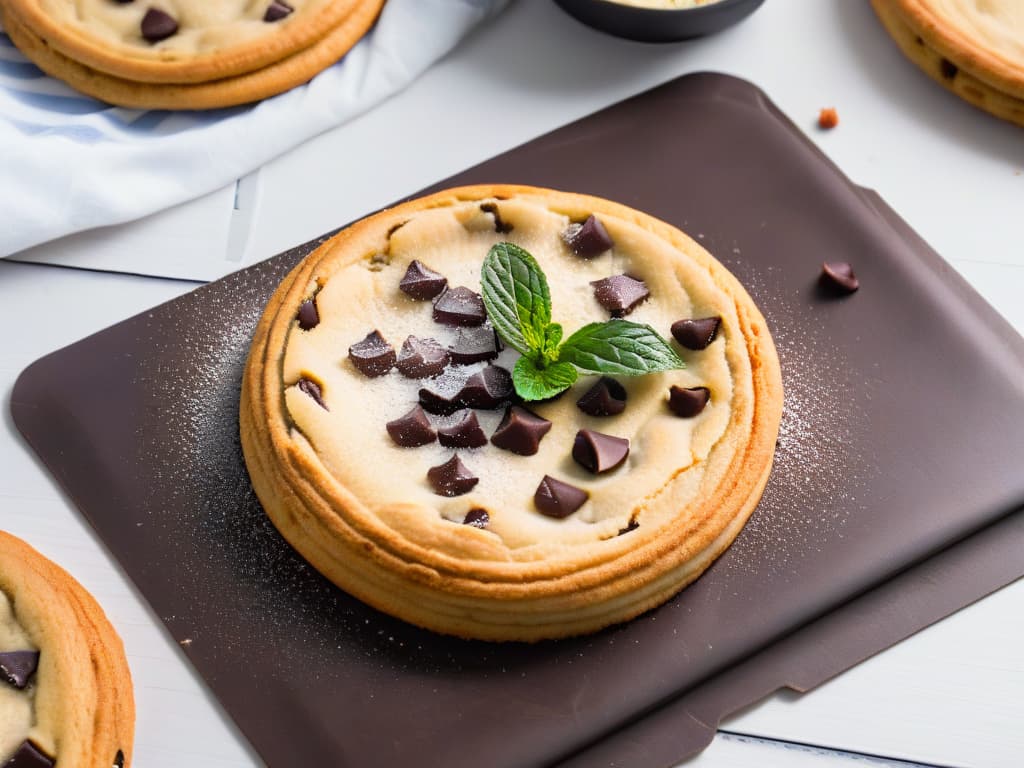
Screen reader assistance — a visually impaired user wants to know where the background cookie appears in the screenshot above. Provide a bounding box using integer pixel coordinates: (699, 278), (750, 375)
(0, 531), (134, 768)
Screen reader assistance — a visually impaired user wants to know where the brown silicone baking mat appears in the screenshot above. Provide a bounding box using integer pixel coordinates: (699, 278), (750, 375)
(11, 73), (1024, 768)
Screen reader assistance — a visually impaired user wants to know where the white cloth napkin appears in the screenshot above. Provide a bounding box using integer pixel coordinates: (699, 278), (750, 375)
(0, 0), (507, 257)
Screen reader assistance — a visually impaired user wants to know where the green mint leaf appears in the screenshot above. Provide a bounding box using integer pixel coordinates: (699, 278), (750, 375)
(558, 320), (685, 375)
(481, 242), (552, 357)
(541, 322), (563, 364)
(513, 356), (579, 401)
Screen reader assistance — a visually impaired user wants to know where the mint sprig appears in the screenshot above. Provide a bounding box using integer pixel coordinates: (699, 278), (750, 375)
(480, 242), (684, 401)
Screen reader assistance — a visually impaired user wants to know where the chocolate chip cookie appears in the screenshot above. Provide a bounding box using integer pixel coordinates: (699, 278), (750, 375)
(240, 185), (783, 642)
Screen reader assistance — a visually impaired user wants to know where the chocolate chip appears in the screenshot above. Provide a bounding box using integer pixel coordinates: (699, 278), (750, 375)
(572, 429), (629, 474)
(348, 330), (395, 377)
(419, 381), (463, 415)
(396, 336), (449, 379)
(618, 518), (639, 536)
(264, 1), (293, 21)
(562, 215), (614, 258)
(297, 298), (319, 330)
(4, 741), (54, 768)
(438, 410), (487, 448)
(141, 8), (178, 42)
(463, 508), (489, 528)
(0, 651), (38, 689)
(576, 377), (627, 417)
(114, 751), (125, 768)
(480, 203), (513, 234)
(433, 286), (486, 327)
(386, 405), (436, 447)
(940, 58), (958, 79)
(534, 476), (588, 518)
(427, 454), (479, 497)
(295, 377), (327, 410)
(591, 274), (650, 317)
(671, 317), (721, 350)
(458, 365), (513, 409)
(399, 260), (447, 300)
(490, 406), (552, 455)
(668, 386), (710, 418)
(819, 261), (859, 294)
(449, 326), (500, 365)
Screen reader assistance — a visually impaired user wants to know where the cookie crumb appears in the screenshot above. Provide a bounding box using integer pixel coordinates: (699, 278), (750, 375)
(817, 107), (839, 130)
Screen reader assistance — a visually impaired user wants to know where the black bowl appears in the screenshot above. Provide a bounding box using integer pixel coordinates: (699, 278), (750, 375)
(552, 0), (766, 42)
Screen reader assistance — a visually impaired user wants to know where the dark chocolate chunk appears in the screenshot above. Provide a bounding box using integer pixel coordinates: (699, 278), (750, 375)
(562, 214), (614, 258)
(670, 317), (721, 350)
(438, 410), (487, 448)
(820, 261), (859, 294)
(396, 336), (449, 379)
(399, 260), (447, 300)
(141, 8), (178, 42)
(427, 455), (479, 497)
(458, 365), (513, 409)
(668, 385), (710, 418)
(534, 476), (588, 518)
(480, 202), (513, 234)
(576, 377), (627, 417)
(0, 651), (39, 689)
(572, 429), (629, 474)
(295, 377), (327, 410)
(433, 286), (486, 327)
(297, 298), (319, 330)
(4, 741), (54, 768)
(591, 274), (650, 317)
(490, 406), (552, 456)
(419, 381), (463, 415)
(449, 326), (500, 365)
(463, 508), (489, 528)
(348, 330), (395, 377)
(264, 1), (293, 21)
(618, 518), (639, 536)
(114, 751), (125, 768)
(386, 405), (436, 447)
(940, 58), (958, 80)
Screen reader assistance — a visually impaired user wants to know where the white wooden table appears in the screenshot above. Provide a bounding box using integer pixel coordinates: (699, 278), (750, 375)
(2, 1), (1022, 766)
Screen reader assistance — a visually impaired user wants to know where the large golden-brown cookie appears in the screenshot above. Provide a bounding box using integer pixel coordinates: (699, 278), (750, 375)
(240, 185), (783, 642)
(0, 530), (134, 767)
(872, 0), (1024, 127)
(0, 0), (385, 110)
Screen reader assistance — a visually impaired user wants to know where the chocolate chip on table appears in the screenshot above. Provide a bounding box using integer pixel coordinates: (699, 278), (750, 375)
(463, 508), (489, 528)
(670, 317), (721, 350)
(264, 1), (293, 21)
(572, 429), (629, 474)
(5, 741), (55, 768)
(458, 365), (514, 409)
(295, 378), (327, 410)
(348, 330), (395, 377)
(819, 262), (859, 294)
(396, 336), (450, 379)
(668, 385), (710, 418)
(433, 286), (487, 327)
(438, 410), (488, 448)
(296, 298), (319, 330)
(399, 260), (447, 300)
(427, 454), (479, 497)
(576, 377), (627, 417)
(490, 406), (552, 455)
(141, 8), (178, 42)
(591, 274), (650, 317)
(386, 405), (436, 447)
(534, 476), (588, 518)
(0, 651), (39, 689)
(562, 214), (614, 258)
(449, 326), (500, 365)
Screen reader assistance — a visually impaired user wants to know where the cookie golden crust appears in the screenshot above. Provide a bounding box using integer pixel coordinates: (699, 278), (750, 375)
(1, 0), (362, 84)
(872, 0), (1024, 128)
(0, 0), (384, 110)
(0, 531), (134, 768)
(240, 185), (783, 642)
